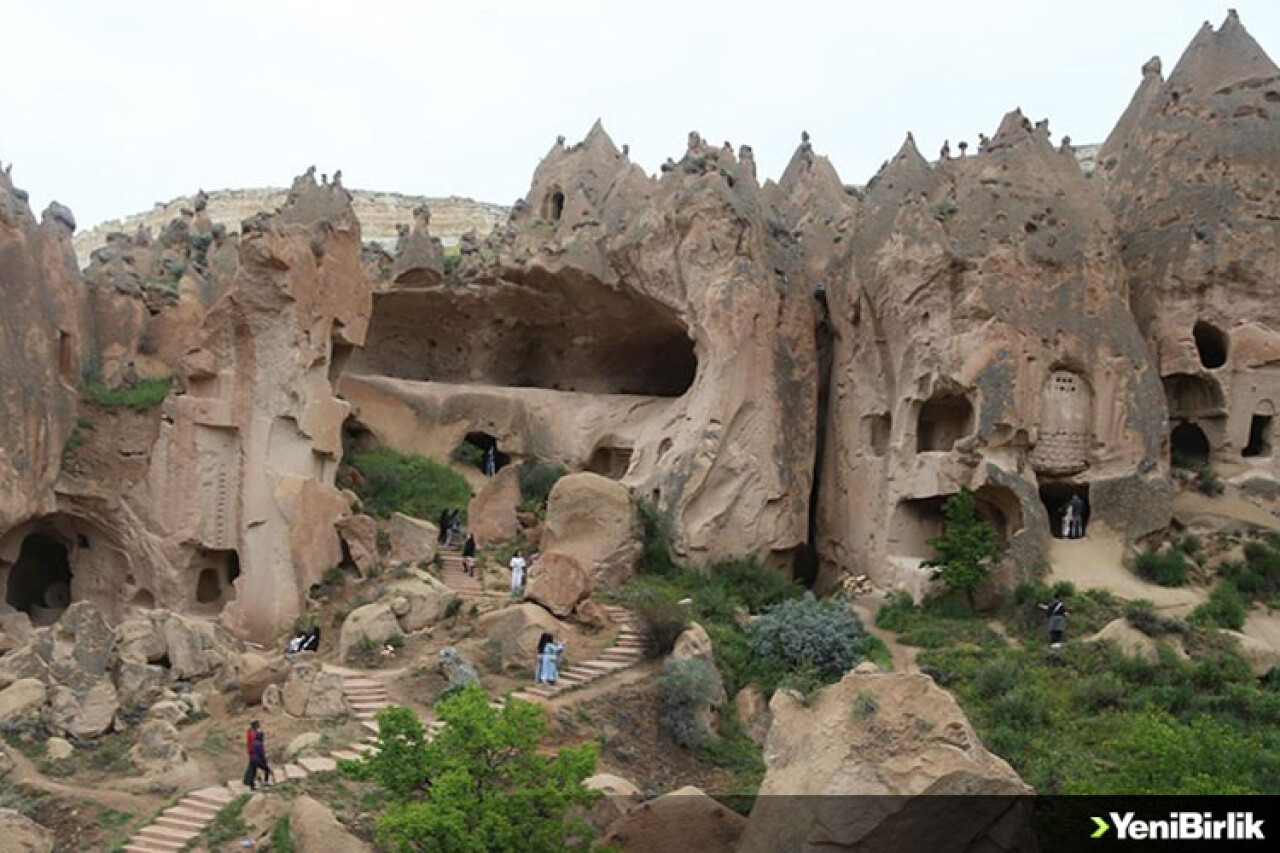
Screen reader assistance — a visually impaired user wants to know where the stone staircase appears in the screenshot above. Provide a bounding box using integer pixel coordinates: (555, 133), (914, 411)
(436, 544), (488, 595)
(510, 605), (647, 702)
(121, 786), (234, 853)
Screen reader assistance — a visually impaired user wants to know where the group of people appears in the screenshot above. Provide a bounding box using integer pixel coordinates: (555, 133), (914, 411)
(242, 720), (272, 789)
(437, 508), (463, 548)
(285, 625), (321, 656)
(1059, 493), (1087, 539)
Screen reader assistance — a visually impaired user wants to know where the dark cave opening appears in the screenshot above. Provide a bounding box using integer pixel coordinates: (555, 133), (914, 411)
(6, 533), (73, 623)
(1193, 321), (1228, 370)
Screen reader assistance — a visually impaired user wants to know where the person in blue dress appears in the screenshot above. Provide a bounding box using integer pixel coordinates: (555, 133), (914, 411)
(535, 633), (563, 684)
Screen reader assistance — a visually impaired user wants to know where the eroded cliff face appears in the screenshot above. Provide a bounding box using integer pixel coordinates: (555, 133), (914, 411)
(817, 115), (1168, 596)
(1100, 11), (1280, 481)
(344, 123), (819, 566)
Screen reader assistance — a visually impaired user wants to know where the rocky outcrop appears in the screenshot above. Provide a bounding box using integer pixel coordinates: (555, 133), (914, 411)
(817, 110), (1169, 598)
(289, 794), (370, 853)
(600, 786), (746, 853)
(1100, 12), (1280, 480)
(467, 467), (521, 544)
(526, 551), (592, 617)
(0, 808), (53, 853)
(738, 670), (1032, 852)
(581, 773), (642, 832)
(282, 659), (349, 718)
(541, 473), (641, 588)
(342, 122), (818, 568)
(385, 513), (438, 566)
(339, 601), (402, 661)
(474, 602), (566, 672)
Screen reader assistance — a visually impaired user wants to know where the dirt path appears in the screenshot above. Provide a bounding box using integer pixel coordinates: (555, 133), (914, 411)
(3, 745), (163, 814)
(1173, 491), (1280, 532)
(851, 592), (919, 672)
(533, 660), (661, 712)
(1047, 524), (1207, 615)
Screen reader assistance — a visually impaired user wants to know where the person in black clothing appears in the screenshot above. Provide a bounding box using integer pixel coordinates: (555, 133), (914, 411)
(437, 509), (452, 544)
(300, 625), (320, 652)
(462, 533), (477, 576)
(1039, 593), (1068, 650)
(1067, 494), (1086, 538)
(243, 720), (271, 789)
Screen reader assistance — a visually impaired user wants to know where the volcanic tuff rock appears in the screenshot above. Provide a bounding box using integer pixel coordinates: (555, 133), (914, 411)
(342, 121), (818, 565)
(738, 671), (1033, 852)
(1100, 10), (1280, 477)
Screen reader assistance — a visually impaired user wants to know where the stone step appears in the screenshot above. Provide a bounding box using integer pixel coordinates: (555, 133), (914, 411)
(283, 762), (309, 780)
(166, 805), (219, 823)
(352, 742), (375, 754)
(350, 700), (391, 711)
(122, 841), (185, 853)
(298, 756), (337, 773)
(331, 749), (361, 761)
(136, 825), (201, 843)
(362, 720), (380, 734)
(188, 787), (234, 807)
(342, 678), (385, 690)
(154, 815), (208, 833)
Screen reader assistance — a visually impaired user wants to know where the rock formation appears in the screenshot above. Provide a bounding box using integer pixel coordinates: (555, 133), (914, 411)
(1099, 11), (1280, 485)
(342, 121), (819, 567)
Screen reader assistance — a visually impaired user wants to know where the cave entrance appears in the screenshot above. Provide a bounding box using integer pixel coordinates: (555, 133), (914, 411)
(462, 432), (510, 476)
(888, 496), (950, 559)
(5, 533), (73, 625)
(1193, 321), (1228, 369)
(193, 549), (240, 611)
(1163, 373), (1226, 421)
(1244, 413), (1273, 458)
(974, 485), (1024, 545)
(864, 413), (892, 456)
(587, 444), (633, 480)
(544, 190), (566, 222)
(1171, 423), (1211, 470)
(341, 415), (379, 457)
(1040, 482), (1089, 540)
(916, 395), (973, 453)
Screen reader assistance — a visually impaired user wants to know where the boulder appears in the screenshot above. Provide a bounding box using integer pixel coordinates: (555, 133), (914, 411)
(26, 602), (116, 691)
(437, 646), (480, 692)
(129, 719), (187, 772)
(336, 513), (380, 575)
(733, 686), (770, 747)
(468, 466), (521, 544)
(0, 808), (53, 853)
(672, 622), (726, 716)
(115, 618), (168, 665)
(582, 773), (642, 832)
(573, 598), (610, 629)
(0, 678), (45, 720)
(1222, 630), (1280, 676)
(115, 662), (167, 716)
(283, 660), (350, 719)
(289, 794), (369, 853)
(1086, 618), (1186, 663)
(542, 473), (642, 588)
(339, 601), (402, 661)
(237, 657), (291, 706)
(45, 737), (73, 762)
(43, 680), (119, 738)
(146, 699), (189, 726)
(526, 551), (593, 618)
(160, 613), (237, 680)
(386, 512), (439, 566)
(287, 732), (323, 760)
(475, 603), (566, 672)
(600, 786), (746, 853)
(738, 671), (1032, 852)
(262, 683), (283, 713)
(384, 576), (455, 632)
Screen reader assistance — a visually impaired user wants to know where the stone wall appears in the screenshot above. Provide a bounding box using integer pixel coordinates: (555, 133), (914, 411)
(74, 188), (508, 267)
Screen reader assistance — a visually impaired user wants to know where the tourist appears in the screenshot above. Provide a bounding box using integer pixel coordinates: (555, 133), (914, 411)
(1068, 493), (1086, 538)
(535, 632), (553, 681)
(462, 533), (477, 576)
(509, 549), (527, 595)
(483, 445), (497, 477)
(1039, 593), (1068, 650)
(437, 508), (452, 544)
(243, 720), (269, 789)
(300, 625), (321, 652)
(253, 725), (273, 787)
(447, 513), (462, 548)
(536, 633), (564, 685)
(1061, 503), (1075, 539)
(285, 631), (306, 656)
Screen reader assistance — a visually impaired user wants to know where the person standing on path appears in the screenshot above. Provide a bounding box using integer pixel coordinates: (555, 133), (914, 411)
(1039, 593), (1068, 650)
(1068, 493), (1086, 538)
(243, 720), (267, 790)
(509, 549), (527, 596)
(462, 533), (477, 576)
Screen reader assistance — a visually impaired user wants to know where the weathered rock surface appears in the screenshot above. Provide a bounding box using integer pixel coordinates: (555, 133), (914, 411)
(386, 512), (438, 566)
(339, 601), (402, 661)
(541, 473), (641, 588)
(467, 466), (522, 544)
(733, 685), (771, 747)
(1223, 629), (1280, 676)
(287, 732), (323, 759)
(45, 737), (73, 761)
(581, 773), (643, 832)
(282, 660), (350, 718)
(0, 808), (53, 853)
(129, 718), (187, 772)
(0, 678), (45, 720)
(336, 513), (380, 575)
(600, 786), (746, 853)
(437, 646), (480, 691)
(289, 794), (371, 853)
(384, 575), (455, 632)
(738, 671), (1032, 852)
(474, 603), (566, 672)
(1086, 617), (1186, 662)
(526, 551), (593, 618)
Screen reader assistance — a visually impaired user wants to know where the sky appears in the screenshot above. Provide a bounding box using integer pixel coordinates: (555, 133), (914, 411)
(1, 0), (1278, 231)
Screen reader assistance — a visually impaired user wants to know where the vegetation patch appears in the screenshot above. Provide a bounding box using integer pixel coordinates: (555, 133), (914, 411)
(82, 377), (171, 412)
(1133, 547), (1191, 587)
(340, 448), (472, 521)
(205, 794), (250, 849)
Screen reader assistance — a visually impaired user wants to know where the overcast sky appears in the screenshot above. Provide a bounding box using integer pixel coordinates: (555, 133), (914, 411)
(2, 0), (1277, 231)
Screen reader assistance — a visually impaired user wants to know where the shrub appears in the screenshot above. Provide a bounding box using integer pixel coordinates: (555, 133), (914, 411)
(635, 496), (680, 576)
(442, 252), (462, 274)
(852, 690), (879, 720)
(1196, 466), (1225, 496)
(450, 440), (485, 470)
(1133, 547), (1190, 587)
(749, 594), (869, 683)
(1190, 581), (1247, 631)
(658, 658), (722, 748)
(974, 657), (1022, 700)
(875, 592), (917, 632)
(517, 459), (567, 507)
(1123, 599), (1188, 637)
(269, 815), (295, 853)
(444, 597), (463, 619)
(1175, 534), (1203, 556)
(634, 595), (689, 658)
(933, 198), (958, 221)
(924, 488), (1002, 608)
(707, 556), (800, 614)
(1077, 672), (1126, 710)
(992, 684), (1052, 730)
(82, 377), (171, 411)
(343, 448), (472, 522)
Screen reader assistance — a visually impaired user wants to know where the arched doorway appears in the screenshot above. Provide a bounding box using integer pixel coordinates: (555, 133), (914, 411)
(1193, 321), (1228, 369)
(916, 395), (973, 453)
(5, 533), (73, 625)
(1171, 423), (1211, 470)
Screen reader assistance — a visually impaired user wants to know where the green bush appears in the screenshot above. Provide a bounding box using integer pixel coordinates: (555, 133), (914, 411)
(974, 657), (1022, 700)
(1077, 672), (1126, 710)
(924, 488), (1002, 608)
(1223, 536), (1280, 604)
(1196, 466), (1225, 496)
(635, 496), (680, 576)
(852, 690), (879, 720)
(517, 459), (567, 507)
(658, 657), (723, 748)
(269, 815), (295, 853)
(634, 594), (689, 658)
(707, 556), (800, 614)
(749, 594), (869, 684)
(450, 440), (485, 470)
(342, 448), (472, 522)
(344, 689), (601, 852)
(82, 377), (171, 411)
(1123, 599), (1188, 637)
(1190, 581), (1247, 631)
(1133, 547), (1190, 587)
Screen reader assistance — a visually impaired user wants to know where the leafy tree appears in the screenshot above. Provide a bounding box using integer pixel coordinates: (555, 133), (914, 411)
(342, 685), (602, 853)
(924, 488), (1002, 609)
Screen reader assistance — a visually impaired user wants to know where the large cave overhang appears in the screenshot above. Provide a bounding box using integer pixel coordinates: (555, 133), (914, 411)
(347, 267), (698, 397)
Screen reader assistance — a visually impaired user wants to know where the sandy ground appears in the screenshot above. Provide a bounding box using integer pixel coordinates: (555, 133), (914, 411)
(1047, 524), (1207, 614)
(1173, 491), (1280, 532)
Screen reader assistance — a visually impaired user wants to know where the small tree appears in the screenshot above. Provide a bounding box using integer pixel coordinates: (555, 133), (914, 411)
(924, 488), (1002, 610)
(342, 686), (601, 853)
